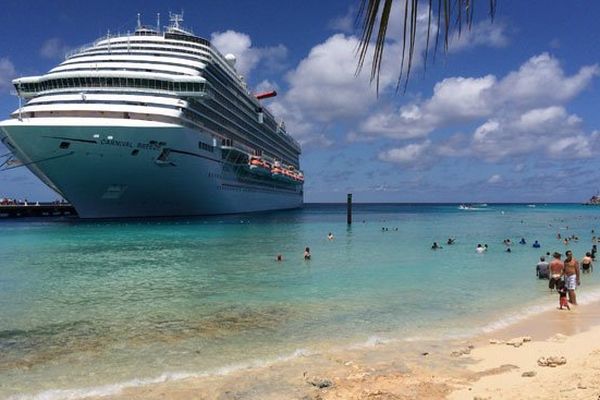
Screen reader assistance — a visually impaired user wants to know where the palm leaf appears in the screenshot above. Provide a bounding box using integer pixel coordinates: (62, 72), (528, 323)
(356, 0), (498, 94)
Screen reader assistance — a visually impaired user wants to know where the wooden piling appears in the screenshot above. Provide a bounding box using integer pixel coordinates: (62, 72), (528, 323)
(347, 193), (352, 225)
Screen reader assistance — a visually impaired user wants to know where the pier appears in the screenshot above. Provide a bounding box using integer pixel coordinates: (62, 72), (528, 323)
(0, 203), (77, 218)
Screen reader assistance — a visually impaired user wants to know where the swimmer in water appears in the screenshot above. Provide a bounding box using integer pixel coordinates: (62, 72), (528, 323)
(304, 247), (311, 260)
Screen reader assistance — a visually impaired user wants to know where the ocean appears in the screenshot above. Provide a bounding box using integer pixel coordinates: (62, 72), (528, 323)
(1, 203), (600, 399)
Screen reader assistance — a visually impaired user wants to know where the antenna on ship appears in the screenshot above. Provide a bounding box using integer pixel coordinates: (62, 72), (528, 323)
(137, 13), (141, 29)
(169, 11), (184, 30)
(156, 13), (160, 33)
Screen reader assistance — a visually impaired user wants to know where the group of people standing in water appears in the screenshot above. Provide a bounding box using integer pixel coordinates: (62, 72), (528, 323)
(534, 231), (597, 309)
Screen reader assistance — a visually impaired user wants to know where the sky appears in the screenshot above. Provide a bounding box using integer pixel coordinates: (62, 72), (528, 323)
(1, 1), (600, 203)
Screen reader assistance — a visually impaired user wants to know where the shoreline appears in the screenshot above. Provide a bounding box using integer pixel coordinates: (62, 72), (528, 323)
(73, 297), (600, 400)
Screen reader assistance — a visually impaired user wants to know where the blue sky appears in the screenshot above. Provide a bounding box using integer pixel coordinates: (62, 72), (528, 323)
(1, 1), (600, 203)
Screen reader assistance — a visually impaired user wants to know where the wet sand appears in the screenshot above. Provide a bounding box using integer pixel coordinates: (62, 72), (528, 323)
(87, 299), (600, 400)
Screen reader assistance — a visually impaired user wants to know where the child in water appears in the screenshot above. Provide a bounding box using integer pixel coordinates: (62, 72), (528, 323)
(557, 280), (570, 311)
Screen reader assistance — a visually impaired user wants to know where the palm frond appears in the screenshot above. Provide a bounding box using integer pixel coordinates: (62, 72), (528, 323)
(356, 0), (498, 94)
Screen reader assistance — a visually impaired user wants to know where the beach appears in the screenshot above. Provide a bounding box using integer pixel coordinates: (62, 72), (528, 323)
(83, 300), (600, 400)
(2, 203), (600, 399)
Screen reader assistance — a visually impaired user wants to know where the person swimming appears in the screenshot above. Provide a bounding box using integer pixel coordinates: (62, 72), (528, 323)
(276, 254), (283, 262)
(431, 242), (442, 250)
(304, 247), (311, 260)
(327, 232), (334, 240)
(532, 240), (541, 248)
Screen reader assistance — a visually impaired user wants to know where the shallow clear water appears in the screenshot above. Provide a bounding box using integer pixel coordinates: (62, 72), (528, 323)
(1, 203), (600, 399)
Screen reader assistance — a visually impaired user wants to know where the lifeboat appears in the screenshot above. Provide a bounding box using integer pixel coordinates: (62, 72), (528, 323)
(248, 156), (272, 176)
(272, 163), (301, 184)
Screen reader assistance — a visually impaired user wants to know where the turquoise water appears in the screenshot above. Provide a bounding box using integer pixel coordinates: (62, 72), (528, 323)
(2, 203), (600, 399)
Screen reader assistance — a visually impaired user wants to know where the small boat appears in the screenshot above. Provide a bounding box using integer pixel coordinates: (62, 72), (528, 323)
(458, 204), (474, 210)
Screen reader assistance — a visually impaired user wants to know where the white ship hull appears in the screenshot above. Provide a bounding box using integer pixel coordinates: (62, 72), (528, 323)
(0, 118), (303, 218)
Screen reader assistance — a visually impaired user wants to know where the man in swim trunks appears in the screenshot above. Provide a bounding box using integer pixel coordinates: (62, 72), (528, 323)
(548, 252), (564, 291)
(564, 250), (580, 305)
(582, 252), (593, 273)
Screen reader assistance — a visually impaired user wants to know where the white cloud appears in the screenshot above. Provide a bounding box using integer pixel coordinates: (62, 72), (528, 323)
(254, 79), (279, 94)
(210, 30), (287, 78)
(361, 54), (598, 142)
(39, 38), (71, 59)
(0, 57), (16, 92)
(266, 5), (510, 146)
(470, 106), (597, 161)
(495, 53), (599, 109)
(284, 34), (379, 122)
(378, 140), (432, 164)
(448, 21), (509, 53)
(487, 174), (502, 184)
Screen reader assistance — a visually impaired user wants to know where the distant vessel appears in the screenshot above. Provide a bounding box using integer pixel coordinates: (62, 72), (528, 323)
(584, 194), (600, 205)
(458, 204), (474, 210)
(0, 13), (303, 218)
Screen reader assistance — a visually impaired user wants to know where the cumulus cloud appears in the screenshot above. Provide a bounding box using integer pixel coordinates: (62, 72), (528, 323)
(0, 57), (16, 92)
(494, 53), (599, 109)
(284, 34), (380, 122)
(362, 52), (599, 165)
(361, 53), (598, 142)
(470, 106), (599, 161)
(211, 30), (287, 78)
(378, 140), (432, 165)
(39, 38), (71, 59)
(268, 6), (507, 146)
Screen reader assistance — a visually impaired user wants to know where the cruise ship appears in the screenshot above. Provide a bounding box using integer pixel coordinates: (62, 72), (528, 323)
(0, 13), (303, 218)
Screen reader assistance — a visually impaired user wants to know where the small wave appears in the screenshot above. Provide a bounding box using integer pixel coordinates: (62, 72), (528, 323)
(9, 348), (314, 400)
(480, 285), (600, 334)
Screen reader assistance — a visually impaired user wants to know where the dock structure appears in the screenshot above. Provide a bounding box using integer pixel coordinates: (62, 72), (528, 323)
(0, 203), (77, 218)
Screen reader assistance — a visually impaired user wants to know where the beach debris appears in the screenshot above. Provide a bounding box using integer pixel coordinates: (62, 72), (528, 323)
(521, 371), (537, 377)
(451, 344), (474, 357)
(347, 372), (371, 380)
(489, 339), (504, 345)
(421, 352), (429, 356)
(537, 356), (567, 367)
(473, 396), (492, 400)
(305, 375), (333, 389)
(577, 382), (587, 389)
(506, 336), (532, 347)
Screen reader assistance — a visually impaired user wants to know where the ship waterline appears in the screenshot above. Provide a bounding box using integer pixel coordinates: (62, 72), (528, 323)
(0, 14), (303, 218)
(0, 118), (302, 218)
